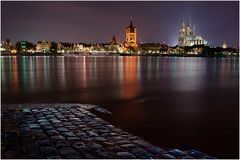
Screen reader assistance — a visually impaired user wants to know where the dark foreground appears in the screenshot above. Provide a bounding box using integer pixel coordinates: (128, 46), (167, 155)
(2, 104), (215, 159)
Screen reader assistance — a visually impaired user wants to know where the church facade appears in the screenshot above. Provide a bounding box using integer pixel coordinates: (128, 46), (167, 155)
(178, 15), (207, 47)
(125, 18), (138, 50)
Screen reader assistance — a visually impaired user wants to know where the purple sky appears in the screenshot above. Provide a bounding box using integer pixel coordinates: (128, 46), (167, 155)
(1, 1), (239, 47)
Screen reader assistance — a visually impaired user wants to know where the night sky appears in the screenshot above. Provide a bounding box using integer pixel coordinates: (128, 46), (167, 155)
(1, 1), (239, 47)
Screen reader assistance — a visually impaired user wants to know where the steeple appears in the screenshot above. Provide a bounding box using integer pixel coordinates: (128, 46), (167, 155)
(186, 14), (193, 36)
(125, 16), (138, 50)
(178, 15), (207, 47)
(128, 16), (135, 32)
(178, 15), (186, 46)
(188, 14), (191, 27)
(222, 41), (227, 48)
(181, 15), (185, 28)
(179, 14), (186, 35)
(111, 35), (116, 45)
(130, 16), (133, 27)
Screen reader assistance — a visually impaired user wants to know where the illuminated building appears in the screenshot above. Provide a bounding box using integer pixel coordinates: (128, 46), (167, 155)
(178, 15), (207, 46)
(1, 39), (14, 53)
(73, 43), (84, 51)
(57, 42), (62, 51)
(11, 49), (17, 53)
(36, 40), (51, 53)
(125, 18), (138, 50)
(222, 41), (227, 49)
(0, 44), (5, 52)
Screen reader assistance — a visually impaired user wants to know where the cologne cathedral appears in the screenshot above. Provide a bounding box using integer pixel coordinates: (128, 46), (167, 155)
(178, 15), (207, 47)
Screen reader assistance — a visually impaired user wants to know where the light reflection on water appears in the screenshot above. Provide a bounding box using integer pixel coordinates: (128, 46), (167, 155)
(1, 56), (239, 158)
(1, 56), (238, 103)
(1, 56), (238, 104)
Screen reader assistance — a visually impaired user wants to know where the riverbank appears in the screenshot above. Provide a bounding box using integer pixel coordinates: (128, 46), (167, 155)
(1, 52), (237, 57)
(2, 103), (215, 159)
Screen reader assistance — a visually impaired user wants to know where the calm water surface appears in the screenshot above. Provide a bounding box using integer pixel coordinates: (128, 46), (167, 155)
(1, 56), (239, 158)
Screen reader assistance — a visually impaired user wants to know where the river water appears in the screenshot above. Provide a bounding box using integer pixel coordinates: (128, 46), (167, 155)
(1, 56), (239, 158)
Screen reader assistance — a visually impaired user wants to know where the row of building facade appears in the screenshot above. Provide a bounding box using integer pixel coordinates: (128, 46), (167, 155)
(0, 16), (235, 55)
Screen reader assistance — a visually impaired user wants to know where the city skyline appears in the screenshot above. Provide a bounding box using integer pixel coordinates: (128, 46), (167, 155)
(1, 1), (239, 47)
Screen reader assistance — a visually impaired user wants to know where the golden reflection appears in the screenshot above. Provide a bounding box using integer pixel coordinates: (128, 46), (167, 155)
(121, 56), (139, 99)
(118, 56), (124, 83)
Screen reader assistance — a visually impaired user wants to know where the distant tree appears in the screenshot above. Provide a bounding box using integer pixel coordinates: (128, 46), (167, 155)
(16, 41), (35, 53)
(50, 41), (57, 53)
(199, 46), (217, 57)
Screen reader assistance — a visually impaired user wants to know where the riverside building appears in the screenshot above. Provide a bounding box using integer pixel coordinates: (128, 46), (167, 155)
(36, 40), (51, 53)
(178, 15), (207, 47)
(125, 18), (138, 51)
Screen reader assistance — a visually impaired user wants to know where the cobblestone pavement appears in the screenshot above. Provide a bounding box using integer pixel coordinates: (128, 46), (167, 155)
(2, 104), (215, 159)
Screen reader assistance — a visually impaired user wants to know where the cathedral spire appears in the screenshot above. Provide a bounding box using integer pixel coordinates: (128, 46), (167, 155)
(188, 14), (191, 27)
(128, 16), (135, 32)
(181, 14), (185, 28)
(130, 16), (133, 27)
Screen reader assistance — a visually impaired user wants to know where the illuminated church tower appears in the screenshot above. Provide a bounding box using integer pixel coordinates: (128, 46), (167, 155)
(125, 17), (138, 50)
(178, 15), (186, 46)
(186, 15), (194, 36)
(178, 15), (207, 46)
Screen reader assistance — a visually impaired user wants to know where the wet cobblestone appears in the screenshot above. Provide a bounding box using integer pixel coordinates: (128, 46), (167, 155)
(2, 104), (215, 159)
